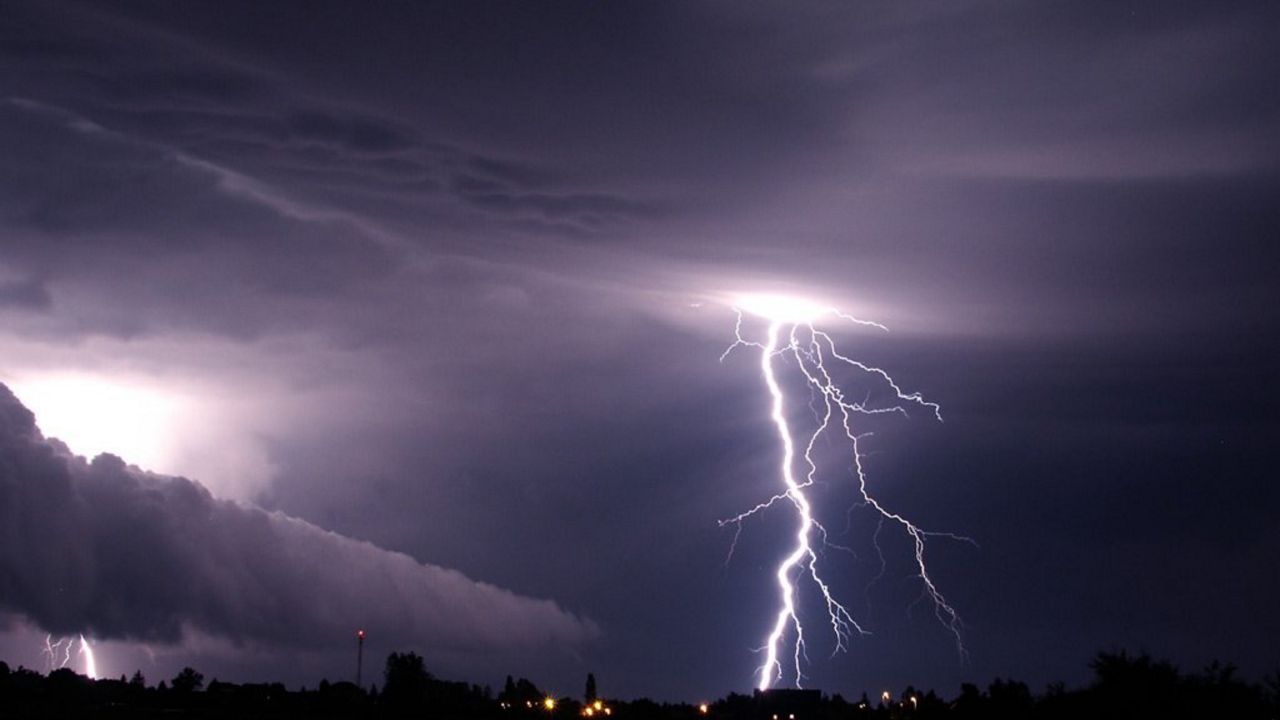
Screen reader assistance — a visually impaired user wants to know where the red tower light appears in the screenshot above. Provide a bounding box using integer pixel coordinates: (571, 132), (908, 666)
(356, 629), (366, 687)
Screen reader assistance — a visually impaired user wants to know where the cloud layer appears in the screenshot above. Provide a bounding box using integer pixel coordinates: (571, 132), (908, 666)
(0, 383), (596, 658)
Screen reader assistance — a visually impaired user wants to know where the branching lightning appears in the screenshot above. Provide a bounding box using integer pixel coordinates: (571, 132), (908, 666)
(43, 635), (73, 671)
(719, 293), (969, 690)
(42, 634), (99, 679)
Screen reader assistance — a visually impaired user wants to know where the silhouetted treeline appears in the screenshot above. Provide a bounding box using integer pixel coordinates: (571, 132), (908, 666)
(1, 650), (1277, 719)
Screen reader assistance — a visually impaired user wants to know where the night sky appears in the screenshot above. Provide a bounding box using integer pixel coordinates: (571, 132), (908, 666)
(2, 0), (1279, 703)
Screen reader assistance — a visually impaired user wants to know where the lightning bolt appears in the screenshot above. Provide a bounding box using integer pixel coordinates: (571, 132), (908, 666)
(719, 297), (969, 690)
(79, 635), (99, 679)
(42, 633), (99, 679)
(43, 635), (74, 671)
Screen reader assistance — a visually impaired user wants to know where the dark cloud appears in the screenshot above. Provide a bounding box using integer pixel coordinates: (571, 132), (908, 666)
(0, 384), (596, 660)
(0, 98), (404, 340)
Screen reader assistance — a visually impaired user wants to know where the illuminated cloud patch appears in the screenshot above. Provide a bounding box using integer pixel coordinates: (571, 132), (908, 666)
(0, 384), (597, 659)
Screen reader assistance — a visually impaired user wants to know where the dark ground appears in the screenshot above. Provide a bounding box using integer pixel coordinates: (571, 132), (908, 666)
(1, 649), (1276, 719)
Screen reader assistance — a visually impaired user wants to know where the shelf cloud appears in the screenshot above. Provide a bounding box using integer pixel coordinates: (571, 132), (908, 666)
(0, 383), (597, 658)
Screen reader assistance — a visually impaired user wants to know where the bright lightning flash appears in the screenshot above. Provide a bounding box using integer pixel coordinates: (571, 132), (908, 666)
(80, 635), (98, 679)
(42, 634), (99, 679)
(720, 293), (968, 691)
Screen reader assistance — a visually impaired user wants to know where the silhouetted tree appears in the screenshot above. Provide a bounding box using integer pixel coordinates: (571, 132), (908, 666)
(1191, 659), (1265, 718)
(900, 684), (919, 713)
(586, 672), (598, 701)
(1264, 672), (1280, 718)
(986, 677), (1032, 720)
(917, 690), (946, 718)
(509, 676), (544, 705)
(1089, 650), (1181, 718)
(47, 666), (92, 702)
(383, 651), (431, 711)
(171, 666), (204, 693)
(502, 675), (518, 703)
(130, 669), (146, 688)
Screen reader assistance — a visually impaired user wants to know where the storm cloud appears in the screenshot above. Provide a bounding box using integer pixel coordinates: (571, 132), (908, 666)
(1, 0), (1278, 701)
(0, 384), (597, 657)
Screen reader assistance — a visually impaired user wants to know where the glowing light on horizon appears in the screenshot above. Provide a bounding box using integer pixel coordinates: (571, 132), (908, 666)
(720, 293), (968, 690)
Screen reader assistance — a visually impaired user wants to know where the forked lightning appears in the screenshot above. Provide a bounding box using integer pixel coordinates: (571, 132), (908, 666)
(719, 293), (968, 690)
(43, 634), (98, 680)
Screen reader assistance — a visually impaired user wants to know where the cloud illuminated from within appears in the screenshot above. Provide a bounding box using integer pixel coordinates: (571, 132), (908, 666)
(0, 383), (598, 664)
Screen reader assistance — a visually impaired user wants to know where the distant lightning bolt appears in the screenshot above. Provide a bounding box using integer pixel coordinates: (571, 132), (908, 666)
(43, 635), (73, 671)
(79, 635), (98, 679)
(42, 633), (99, 679)
(719, 294), (969, 690)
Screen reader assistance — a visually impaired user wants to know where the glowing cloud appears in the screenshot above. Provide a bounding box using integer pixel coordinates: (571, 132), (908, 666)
(726, 292), (890, 332)
(731, 293), (832, 325)
(7, 374), (178, 472)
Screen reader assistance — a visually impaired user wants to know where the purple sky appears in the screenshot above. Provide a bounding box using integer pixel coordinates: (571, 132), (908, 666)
(1, 0), (1278, 702)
